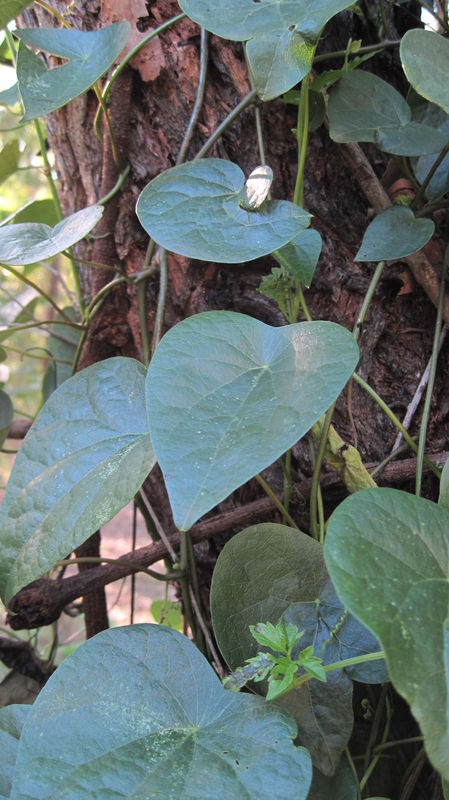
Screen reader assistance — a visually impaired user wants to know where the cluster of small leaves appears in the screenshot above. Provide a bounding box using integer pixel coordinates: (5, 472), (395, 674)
(225, 620), (326, 701)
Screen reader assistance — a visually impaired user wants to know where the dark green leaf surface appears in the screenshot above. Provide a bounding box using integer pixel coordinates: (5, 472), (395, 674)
(5, 198), (60, 228)
(401, 30), (449, 115)
(247, 30), (314, 101)
(179, 0), (355, 42)
(0, 141), (19, 186)
(0, 0), (31, 28)
(273, 228), (322, 287)
(15, 23), (130, 120)
(443, 778), (449, 799)
(0, 705), (30, 800)
(10, 625), (312, 800)
(0, 205), (103, 266)
(210, 524), (354, 775)
(0, 388), (13, 448)
(146, 311), (359, 529)
(137, 159), (309, 263)
(307, 755), (358, 800)
(0, 358), (155, 605)
(355, 207), (434, 262)
(324, 488), (449, 782)
(328, 70), (446, 155)
(414, 117), (449, 202)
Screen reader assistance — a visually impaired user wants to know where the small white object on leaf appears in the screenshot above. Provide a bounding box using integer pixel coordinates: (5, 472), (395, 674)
(240, 165), (273, 211)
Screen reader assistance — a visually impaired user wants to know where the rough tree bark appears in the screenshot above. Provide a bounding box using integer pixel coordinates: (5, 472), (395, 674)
(16, 1), (448, 636)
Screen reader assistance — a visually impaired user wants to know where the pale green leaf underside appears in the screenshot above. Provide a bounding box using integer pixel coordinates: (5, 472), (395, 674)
(11, 625), (312, 800)
(0, 205), (103, 266)
(0, 0), (31, 28)
(0, 705), (30, 800)
(0, 358), (155, 605)
(179, 0), (355, 42)
(401, 29), (449, 115)
(16, 23), (130, 120)
(273, 227), (322, 288)
(146, 311), (359, 530)
(355, 207), (434, 262)
(328, 70), (447, 156)
(137, 159), (309, 263)
(324, 488), (449, 781)
(247, 30), (314, 101)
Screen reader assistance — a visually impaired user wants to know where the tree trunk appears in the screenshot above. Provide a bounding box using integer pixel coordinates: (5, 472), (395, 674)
(18, 0), (448, 615)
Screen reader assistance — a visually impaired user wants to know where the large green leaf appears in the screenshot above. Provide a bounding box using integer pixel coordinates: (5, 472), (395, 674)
(146, 311), (359, 530)
(0, 705), (30, 800)
(401, 29), (449, 116)
(0, 358), (155, 605)
(0, 388), (13, 448)
(0, 0), (31, 28)
(355, 207), (434, 262)
(328, 70), (447, 156)
(210, 524), (354, 775)
(0, 205), (103, 266)
(41, 307), (81, 402)
(10, 625), (312, 800)
(414, 117), (449, 202)
(179, 0), (355, 42)
(15, 23), (130, 121)
(273, 228), (322, 288)
(137, 159), (309, 263)
(324, 488), (449, 782)
(247, 30), (314, 102)
(3, 198), (59, 228)
(0, 141), (19, 186)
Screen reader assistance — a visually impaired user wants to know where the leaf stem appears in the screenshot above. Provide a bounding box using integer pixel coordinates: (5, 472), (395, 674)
(415, 247), (447, 495)
(176, 28), (209, 164)
(353, 261), (385, 341)
(255, 473), (301, 530)
(313, 39), (400, 63)
(151, 247), (168, 356)
(194, 89), (258, 160)
(293, 76), (309, 207)
(0, 263), (73, 322)
(309, 403), (335, 540)
(98, 164), (130, 205)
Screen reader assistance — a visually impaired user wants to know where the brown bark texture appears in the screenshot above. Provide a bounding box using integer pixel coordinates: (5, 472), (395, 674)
(15, 0), (449, 617)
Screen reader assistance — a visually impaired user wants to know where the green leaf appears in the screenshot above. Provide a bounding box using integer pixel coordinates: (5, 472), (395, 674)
(15, 23), (130, 121)
(0, 0), (31, 28)
(10, 625), (312, 800)
(307, 754), (358, 800)
(443, 778), (449, 800)
(3, 198), (60, 228)
(0, 82), (20, 107)
(0, 287), (40, 343)
(146, 311), (358, 530)
(0, 705), (30, 800)
(0, 141), (19, 186)
(328, 70), (447, 156)
(355, 207), (434, 262)
(41, 307), (81, 402)
(0, 205), (103, 266)
(273, 228), (322, 288)
(0, 358), (155, 605)
(401, 29), (449, 116)
(137, 159), (309, 263)
(0, 388), (13, 448)
(414, 117), (449, 202)
(439, 459), (449, 512)
(179, 0), (355, 43)
(150, 599), (182, 630)
(324, 487), (449, 782)
(210, 523), (353, 775)
(247, 29), (314, 102)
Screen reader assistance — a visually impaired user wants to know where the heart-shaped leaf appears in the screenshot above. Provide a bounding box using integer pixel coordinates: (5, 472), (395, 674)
(401, 29), (449, 115)
(10, 625), (312, 800)
(0, 1), (31, 28)
(0, 388), (13, 448)
(0, 705), (30, 800)
(247, 30), (314, 102)
(210, 524), (355, 775)
(273, 228), (322, 288)
(0, 205), (103, 266)
(328, 71), (447, 155)
(0, 141), (19, 186)
(146, 311), (359, 530)
(15, 23), (130, 121)
(355, 207), (434, 262)
(137, 159), (309, 263)
(179, 0), (355, 43)
(0, 358), (155, 605)
(307, 755), (358, 800)
(324, 487), (449, 782)
(0, 82), (19, 107)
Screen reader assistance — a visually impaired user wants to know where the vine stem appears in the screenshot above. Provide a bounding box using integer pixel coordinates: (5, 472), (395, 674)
(255, 474), (301, 531)
(353, 373), (441, 478)
(313, 39), (400, 63)
(151, 248), (168, 356)
(415, 248), (448, 495)
(353, 261), (385, 341)
(272, 651), (385, 700)
(414, 139), (449, 205)
(309, 403), (335, 540)
(194, 89), (258, 160)
(0, 263), (73, 321)
(293, 75), (309, 206)
(176, 28), (209, 165)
